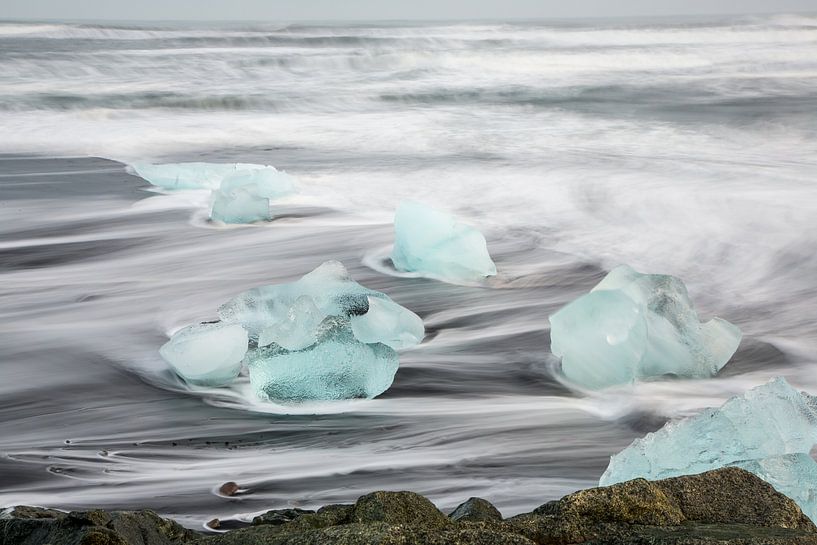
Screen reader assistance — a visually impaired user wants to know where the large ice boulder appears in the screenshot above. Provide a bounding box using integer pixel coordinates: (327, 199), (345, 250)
(549, 265), (742, 389)
(159, 261), (423, 402)
(128, 162), (297, 224)
(391, 201), (496, 283)
(601, 377), (817, 522)
(159, 322), (248, 386)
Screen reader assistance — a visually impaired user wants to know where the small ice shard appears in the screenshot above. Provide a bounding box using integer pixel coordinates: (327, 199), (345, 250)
(549, 265), (742, 389)
(391, 201), (496, 283)
(600, 377), (817, 522)
(159, 322), (248, 386)
(258, 295), (325, 351)
(350, 296), (424, 350)
(246, 318), (399, 402)
(212, 261), (422, 401)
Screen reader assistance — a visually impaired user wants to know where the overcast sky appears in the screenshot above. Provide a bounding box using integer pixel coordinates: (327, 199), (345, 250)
(3, 0), (815, 21)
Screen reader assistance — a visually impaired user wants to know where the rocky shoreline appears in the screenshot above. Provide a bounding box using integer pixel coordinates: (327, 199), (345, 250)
(2, 468), (815, 545)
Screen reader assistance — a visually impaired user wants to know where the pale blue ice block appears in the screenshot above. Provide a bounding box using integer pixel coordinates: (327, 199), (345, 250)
(216, 261), (423, 401)
(549, 265), (742, 389)
(130, 162), (297, 224)
(391, 201), (496, 283)
(601, 378), (817, 522)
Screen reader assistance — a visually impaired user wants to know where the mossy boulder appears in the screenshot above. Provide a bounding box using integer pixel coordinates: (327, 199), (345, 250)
(449, 497), (503, 522)
(350, 491), (448, 528)
(252, 508), (315, 526)
(0, 507), (194, 545)
(6, 467), (817, 544)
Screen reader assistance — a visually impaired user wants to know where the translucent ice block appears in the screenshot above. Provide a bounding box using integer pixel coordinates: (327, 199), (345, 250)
(549, 265), (742, 389)
(161, 262), (420, 400)
(391, 201), (496, 283)
(601, 378), (817, 522)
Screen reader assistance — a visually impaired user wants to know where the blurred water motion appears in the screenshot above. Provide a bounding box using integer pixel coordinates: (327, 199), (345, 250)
(0, 14), (816, 527)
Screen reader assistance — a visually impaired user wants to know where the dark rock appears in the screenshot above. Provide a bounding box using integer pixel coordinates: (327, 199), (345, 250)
(252, 508), (314, 526)
(206, 519), (220, 530)
(351, 491), (448, 528)
(0, 506), (195, 545)
(652, 467), (813, 529)
(2, 505), (65, 519)
(450, 497), (503, 522)
(197, 521), (533, 545)
(5, 467), (817, 544)
(508, 467), (817, 544)
(218, 482), (240, 497)
(581, 523), (817, 545)
(313, 504), (354, 526)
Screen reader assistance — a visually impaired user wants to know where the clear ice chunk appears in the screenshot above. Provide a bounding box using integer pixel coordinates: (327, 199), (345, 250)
(549, 265), (742, 389)
(391, 201), (496, 283)
(159, 322), (248, 386)
(129, 162), (297, 224)
(246, 318), (399, 402)
(600, 377), (817, 522)
(350, 296), (424, 350)
(211, 261), (423, 401)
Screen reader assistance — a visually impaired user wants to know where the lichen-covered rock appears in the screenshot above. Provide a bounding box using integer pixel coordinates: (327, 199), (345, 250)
(450, 497), (503, 522)
(0, 507), (194, 545)
(351, 491), (449, 528)
(252, 508), (315, 526)
(6, 468), (817, 545)
(197, 522), (533, 545)
(508, 467), (817, 544)
(652, 467), (814, 529)
(581, 524), (817, 545)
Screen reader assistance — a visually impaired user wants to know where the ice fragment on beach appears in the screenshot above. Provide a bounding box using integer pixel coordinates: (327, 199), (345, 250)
(600, 377), (817, 522)
(129, 162), (297, 224)
(214, 261), (422, 401)
(549, 265), (742, 389)
(391, 201), (496, 283)
(159, 322), (248, 386)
